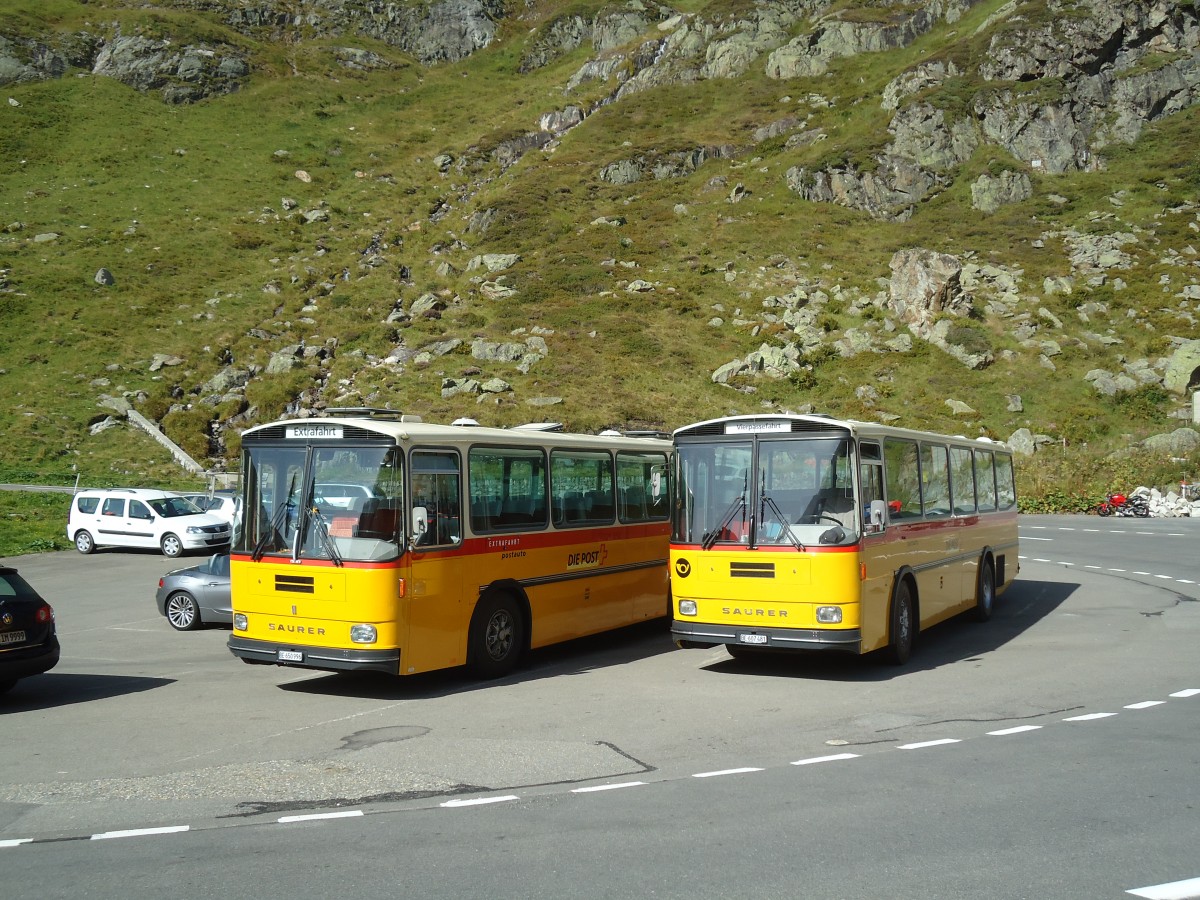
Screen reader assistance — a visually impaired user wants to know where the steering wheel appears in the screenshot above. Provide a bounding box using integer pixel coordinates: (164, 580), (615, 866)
(801, 513), (844, 526)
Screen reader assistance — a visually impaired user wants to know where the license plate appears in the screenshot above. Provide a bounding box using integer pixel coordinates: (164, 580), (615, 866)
(277, 649), (303, 662)
(739, 633), (768, 645)
(0, 630), (26, 645)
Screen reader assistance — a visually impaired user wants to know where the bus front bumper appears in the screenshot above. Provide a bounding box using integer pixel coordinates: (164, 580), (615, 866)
(671, 620), (861, 654)
(228, 636), (401, 675)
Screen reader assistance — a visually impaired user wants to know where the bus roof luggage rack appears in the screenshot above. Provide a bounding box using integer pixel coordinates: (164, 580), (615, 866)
(324, 407), (422, 422)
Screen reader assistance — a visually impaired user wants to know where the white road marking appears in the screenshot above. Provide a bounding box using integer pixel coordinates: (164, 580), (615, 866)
(987, 725), (1043, 736)
(1170, 689), (1200, 698)
(91, 825), (190, 840)
(897, 739), (961, 750)
(693, 767), (763, 778)
(278, 810), (364, 823)
(1022, 536), (1054, 541)
(791, 753), (860, 766)
(0, 839), (33, 848)
(1127, 875), (1200, 899)
(441, 796), (520, 808)
(572, 782), (646, 793)
(1125, 701), (1165, 710)
(1063, 712), (1117, 722)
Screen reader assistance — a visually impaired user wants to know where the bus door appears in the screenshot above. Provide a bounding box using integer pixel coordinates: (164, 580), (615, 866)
(404, 450), (465, 674)
(857, 441), (892, 652)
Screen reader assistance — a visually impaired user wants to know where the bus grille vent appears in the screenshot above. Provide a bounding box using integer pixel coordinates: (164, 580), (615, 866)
(730, 562), (775, 579)
(276, 574), (315, 594)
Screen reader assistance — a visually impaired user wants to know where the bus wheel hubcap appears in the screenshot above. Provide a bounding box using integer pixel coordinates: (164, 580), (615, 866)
(486, 611), (513, 660)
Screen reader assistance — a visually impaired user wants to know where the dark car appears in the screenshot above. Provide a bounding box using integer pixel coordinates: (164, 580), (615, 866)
(155, 553), (232, 631)
(0, 566), (61, 695)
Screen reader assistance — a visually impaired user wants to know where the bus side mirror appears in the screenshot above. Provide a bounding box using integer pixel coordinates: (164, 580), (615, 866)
(412, 506), (428, 543)
(869, 500), (887, 530)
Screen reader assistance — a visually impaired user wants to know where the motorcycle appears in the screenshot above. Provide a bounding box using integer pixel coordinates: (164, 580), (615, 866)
(1095, 491), (1150, 517)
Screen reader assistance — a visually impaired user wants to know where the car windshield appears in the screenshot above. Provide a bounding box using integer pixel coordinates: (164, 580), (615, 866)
(199, 554), (230, 577)
(149, 497), (204, 517)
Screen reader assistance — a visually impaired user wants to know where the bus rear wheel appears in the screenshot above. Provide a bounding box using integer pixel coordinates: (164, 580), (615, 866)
(469, 594), (524, 679)
(973, 557), (995, 623)
(884, 580), (915, 666)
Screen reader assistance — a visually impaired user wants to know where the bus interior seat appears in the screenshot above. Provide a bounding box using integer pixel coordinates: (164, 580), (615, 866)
(812, 488), (855, 527)
(563, 491), (585, 523)
(621, 486), (646, 521)
(584, 490), (613, 521)
(356, 499), (400, 540)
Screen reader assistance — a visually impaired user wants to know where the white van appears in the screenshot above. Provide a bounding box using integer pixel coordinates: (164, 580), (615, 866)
(67, 488), (232, 558)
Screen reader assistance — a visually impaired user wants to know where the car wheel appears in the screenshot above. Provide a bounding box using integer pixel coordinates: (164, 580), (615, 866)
(75, 530), (95, 554)
(883, 579), (915, 666)
(161, 533), (184, 558)
(469, 593), (524, 679)
(165, 592), (201, 631)
(973, 557), (996, 623)
(0, 680), (15, 696)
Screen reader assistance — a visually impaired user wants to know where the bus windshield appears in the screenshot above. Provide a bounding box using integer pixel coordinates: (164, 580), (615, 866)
(237, 444), (404, 562)
(675, 436), (858, 547)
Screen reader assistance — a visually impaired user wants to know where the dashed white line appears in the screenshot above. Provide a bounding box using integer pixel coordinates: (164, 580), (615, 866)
(278, 810), (364, 824)
(91, 825), (190, 841)
(1127, 875), (1200, 899)
(791, 753), (860, 766)
(4, 686), (1196, 849)
(572, 782), (646, 793)
(441, 795), (520, 808)
(987, 725), (1043, 736)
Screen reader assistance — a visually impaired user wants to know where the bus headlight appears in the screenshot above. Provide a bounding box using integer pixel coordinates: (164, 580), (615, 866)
(816, 606), (842, 624)
(233, 614), (248, 631)
(678, 600), (697, 617)
(350, 624), (378, 644)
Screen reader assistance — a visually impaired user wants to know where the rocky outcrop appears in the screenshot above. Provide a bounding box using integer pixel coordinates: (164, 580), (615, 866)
(226, 0), (501, 65)
(0, 31), (248, 102)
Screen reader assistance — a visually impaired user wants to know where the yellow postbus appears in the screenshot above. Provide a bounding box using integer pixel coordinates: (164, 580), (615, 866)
(228, 409), (671, 677)
(669, 414), (1018, 664)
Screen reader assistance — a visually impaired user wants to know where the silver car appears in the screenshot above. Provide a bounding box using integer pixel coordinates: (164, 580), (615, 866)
(155, 553), (231, 631)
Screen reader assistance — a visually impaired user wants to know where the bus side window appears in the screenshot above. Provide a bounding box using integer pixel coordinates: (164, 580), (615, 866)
(950, 446), (976, 515)
(883, 439), (921, 519)
(410, 450), (462, 547)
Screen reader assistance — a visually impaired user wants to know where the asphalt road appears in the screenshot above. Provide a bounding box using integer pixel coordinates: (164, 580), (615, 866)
(2, 515), (1198, 898)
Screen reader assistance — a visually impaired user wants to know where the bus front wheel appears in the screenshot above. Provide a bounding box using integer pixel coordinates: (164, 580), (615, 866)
(884, 580), (915, 666)
(469, 594), (524, 679)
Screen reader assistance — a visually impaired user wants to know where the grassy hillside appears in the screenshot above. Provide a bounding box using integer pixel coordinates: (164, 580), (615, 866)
(2, 0), (1199, 553)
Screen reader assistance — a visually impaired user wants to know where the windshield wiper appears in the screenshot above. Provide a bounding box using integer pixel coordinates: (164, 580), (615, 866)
(761, 495), (804, 551)
(701, 478), (747, 551)
(307, 504), (344, 567)
(251, 472), (297, 562)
